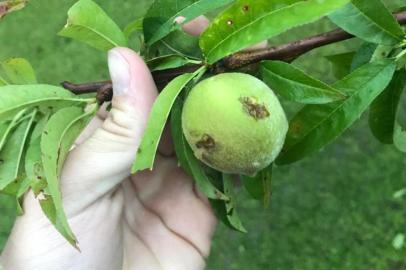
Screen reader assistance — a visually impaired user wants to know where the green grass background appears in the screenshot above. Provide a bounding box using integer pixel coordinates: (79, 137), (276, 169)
(1, 0), (406, 269)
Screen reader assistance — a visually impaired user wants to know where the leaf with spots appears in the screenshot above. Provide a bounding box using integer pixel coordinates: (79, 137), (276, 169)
(0, 109), (36, 191)
(132, 67), (206, 173)
(0, 0), (27, 19)
(0, 58), (37, 85)
(143, 0), (234, 45)
(40, 105), (97, 247)
(200, 0), (350, 64)
(59, 0), (127, 51)
(276, 59), (396, 165)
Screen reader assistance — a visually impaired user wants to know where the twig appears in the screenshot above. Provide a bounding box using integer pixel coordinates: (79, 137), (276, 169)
(62, 11), (406, 103)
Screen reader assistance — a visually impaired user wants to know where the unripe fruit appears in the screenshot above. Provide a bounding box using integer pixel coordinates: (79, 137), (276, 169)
(182, 73), (288, 176)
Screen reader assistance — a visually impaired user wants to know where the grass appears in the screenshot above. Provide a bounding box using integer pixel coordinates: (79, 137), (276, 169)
(1, 0), (406, 269)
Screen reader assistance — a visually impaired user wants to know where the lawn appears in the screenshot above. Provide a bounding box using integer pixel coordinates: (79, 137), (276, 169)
(1, 0), (406, 269)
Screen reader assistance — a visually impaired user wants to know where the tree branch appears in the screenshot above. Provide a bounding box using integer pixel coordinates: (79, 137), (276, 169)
(62, 11), (406, 103)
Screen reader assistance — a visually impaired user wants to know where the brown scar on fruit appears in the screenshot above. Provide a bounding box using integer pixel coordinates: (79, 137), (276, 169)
(196, 134), (216, 151)
(240, 97), (270, 120)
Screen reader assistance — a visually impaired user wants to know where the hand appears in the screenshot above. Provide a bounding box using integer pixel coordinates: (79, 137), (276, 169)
(0, 17), (216, 270)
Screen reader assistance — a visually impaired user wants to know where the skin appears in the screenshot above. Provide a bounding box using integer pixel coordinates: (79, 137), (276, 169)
(0, 17), (268, 270)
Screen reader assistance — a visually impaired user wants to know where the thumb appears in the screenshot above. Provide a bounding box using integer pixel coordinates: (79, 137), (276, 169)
(60, 47), (157, 213)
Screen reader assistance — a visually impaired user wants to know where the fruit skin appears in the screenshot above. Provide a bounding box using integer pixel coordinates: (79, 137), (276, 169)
(182, 72), (288, 176)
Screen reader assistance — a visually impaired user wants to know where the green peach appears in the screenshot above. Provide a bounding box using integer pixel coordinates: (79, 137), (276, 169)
(182, 72), (288, 176)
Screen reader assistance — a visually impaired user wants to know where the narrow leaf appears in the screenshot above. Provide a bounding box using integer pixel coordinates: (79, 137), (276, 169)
(200, 0), (350, 64)
(276, 59), (396, 165)
(222, 174), (246, 233)
(0, 110), (35, 190)
(369, 70), (406, 144)
(41, 105), (96, 247)
(0, 58), (37, 84)
(0, 84), (90, 121)
(241, 164), (273, 206)
(0, 0), (27, 19)
(329, 0), (405, 45)
(58, 0), (127, 51)
(143, 0), (233, 45)
(261, 61), (346, 104)
(147, 55), (198, 71)
(394, 123), (406, 153)
(132, 67), (206, 173)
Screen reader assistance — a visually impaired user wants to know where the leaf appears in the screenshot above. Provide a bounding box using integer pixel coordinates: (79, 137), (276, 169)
(159, 30), (203, 59)
(222, 174), (246, 233)
(369, 70), (406, 144)
(40, 105), (97, 247)
(0, 84), (90, 121)
(123, 18), (143, 38)
(147, 54), (198, 71)
(0, 109), (26, 151)
(394, 123), (406, 153)
(0, 109), (36, 190)
(241, 164), (273, 206)
(143, 0), (234, 45)
(200, 0), (350, 64)
(170, 97), (192, 175)
(132, 67), (206, 173)
(276, 59), (396, 165)
(351, 42), (377, 71)
(58, 0), (127, 51)
(261, 61), (346, 104)
(325, 52), (355, 80)
(0, 0), (27, 19)
(329, 0), (405, 45)
(0, 58), (37, 84)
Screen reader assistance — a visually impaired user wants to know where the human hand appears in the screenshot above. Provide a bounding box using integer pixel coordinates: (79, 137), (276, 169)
(0, 17), (216, 270)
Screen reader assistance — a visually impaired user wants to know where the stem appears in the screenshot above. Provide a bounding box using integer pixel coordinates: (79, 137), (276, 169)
(63, 11), (406, 103)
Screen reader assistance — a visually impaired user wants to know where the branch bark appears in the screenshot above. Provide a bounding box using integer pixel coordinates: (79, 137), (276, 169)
(62, 11), (406, 103)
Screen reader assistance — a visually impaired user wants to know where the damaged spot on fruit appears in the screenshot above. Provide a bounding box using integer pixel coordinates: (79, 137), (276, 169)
(196, 134), (216, 151)
(240, 97), (270, 120)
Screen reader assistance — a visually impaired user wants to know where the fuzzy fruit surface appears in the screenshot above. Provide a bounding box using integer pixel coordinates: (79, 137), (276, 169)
(182, 72), (288, 176)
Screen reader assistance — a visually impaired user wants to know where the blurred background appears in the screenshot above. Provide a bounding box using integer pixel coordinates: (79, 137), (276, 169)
(1, 0), (406, 269)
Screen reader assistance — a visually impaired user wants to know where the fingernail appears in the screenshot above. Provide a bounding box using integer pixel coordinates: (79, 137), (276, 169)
(108, 49), (131, 96)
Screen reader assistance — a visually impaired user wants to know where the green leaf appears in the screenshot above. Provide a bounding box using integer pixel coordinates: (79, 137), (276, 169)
(147, 54), (199, 71)
(351, 42), (377, 71)
(132, 67), (206, 173)
(222, 174), (246, 233)
(276, 59), (396, 165)
(123, 18), (143, 38)
(329, 0), (405, 45)
(0, 109), (26, 151)
(58, 0), (127, 51)
(0, 84), (91, 121)
(200, 0), (350, 64)
(241, 164), (272, 206)
(369, 70), (406, 144)
(0, 0), (27, 19)
(0, 58), (37, 84)
(261, 61), (346, 104)
(325, 52), (355, 80)
(143, 0), (234, 45)
(171, 97), (192, 175)
(0, 109), (36, 190)
(41, 105), (97, 247)
(158, 30), (203, 59)
(394, 123), (406, 152)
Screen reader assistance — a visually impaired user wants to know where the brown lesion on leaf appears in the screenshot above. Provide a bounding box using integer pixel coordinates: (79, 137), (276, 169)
(240, 96), (270, 120)
(196, 134), (216, 151)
